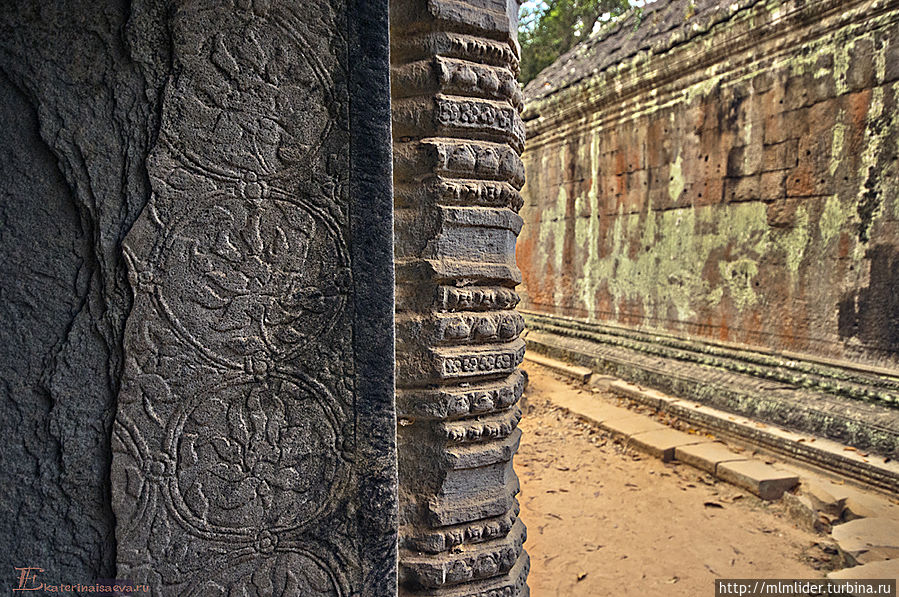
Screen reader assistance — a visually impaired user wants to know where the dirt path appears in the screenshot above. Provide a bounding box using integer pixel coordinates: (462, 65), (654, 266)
(518, 364), (836, 596)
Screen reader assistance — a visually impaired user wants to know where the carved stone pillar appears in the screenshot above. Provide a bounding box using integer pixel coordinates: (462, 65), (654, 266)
(110, 2), (397, 594)
(390, 1), (530, 595)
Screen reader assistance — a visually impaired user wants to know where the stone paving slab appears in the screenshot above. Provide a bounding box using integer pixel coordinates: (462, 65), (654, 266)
(717, 460), (799, 501)
(600, 414), (668, 438)
(827, 557), (899, 581)
(552, 392), (637, 427)
(802, 479), (847, 517)
(840, 489), (899, 521)
(628, 429), (705, 462)
(675, 442), (748, 474)
(831, 518), (899, 565)
(524, 352), (593, 383)
(774, 469), (899, 522)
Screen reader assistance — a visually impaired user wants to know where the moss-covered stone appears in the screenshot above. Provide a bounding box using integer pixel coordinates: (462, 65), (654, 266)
(519, 0), (899, 368)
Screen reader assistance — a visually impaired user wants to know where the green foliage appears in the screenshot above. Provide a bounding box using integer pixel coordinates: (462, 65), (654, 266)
(519, 0), (631, 86)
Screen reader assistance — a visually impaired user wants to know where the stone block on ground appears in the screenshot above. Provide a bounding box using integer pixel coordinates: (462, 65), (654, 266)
(552, 393), (641, 428)
(524, 352), (593, 383)
(674, 442), (748, 474)
(628, 429), (704, 462)
(802, 479), (847, 518)
(717, 460), (799, 500)
(783, 492), (831, 533)
(831, 518), (899, 565)
(600, 415), (668, 439)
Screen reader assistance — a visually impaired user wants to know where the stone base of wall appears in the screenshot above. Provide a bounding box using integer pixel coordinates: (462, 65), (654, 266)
(523, 311), (899, 489)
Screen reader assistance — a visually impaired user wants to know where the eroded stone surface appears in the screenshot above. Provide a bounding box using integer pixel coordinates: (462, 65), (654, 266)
(0, 0), (169, 580)
(516, 0), (899, 463)
(112, 2), (396, 594)
(2, 0), (396, 592)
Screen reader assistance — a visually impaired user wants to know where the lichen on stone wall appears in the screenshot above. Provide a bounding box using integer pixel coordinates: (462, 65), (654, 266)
(518, 0), (899, 366)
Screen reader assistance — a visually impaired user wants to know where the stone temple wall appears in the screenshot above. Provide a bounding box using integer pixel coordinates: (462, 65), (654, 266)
(518, 0), (899, 473)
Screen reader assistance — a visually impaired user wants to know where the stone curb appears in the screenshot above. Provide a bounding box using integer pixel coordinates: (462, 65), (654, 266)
(674, 442), (748, 474)
(661, 398), (899, 576)
(524, 329), (899, 494)
(546, 377), (800, 501)
(716, 460), (799, 501)
(531, 362), (899, 580)
(627, 429), (705, 462)
(607, 380), (899, 495)
(523, 352), (593, 383)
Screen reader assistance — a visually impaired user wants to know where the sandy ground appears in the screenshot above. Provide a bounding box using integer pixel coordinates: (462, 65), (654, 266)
(518, 364), (837, 596)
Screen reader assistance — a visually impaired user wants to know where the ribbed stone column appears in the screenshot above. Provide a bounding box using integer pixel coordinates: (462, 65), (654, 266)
(390, 1), (530, 595)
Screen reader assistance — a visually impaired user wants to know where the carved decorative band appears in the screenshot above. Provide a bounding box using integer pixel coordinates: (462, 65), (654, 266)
(402, 500), (521, 553)
(395, 370), (526, 420)
(400, 519), (527, 589)
(396, 310), (525, 346)
(394, 178), (524, 212)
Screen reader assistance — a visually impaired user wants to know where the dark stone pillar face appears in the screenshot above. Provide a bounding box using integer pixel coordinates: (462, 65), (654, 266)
(0, 0), (168, 581)
(390, 0), (530, 595)
(112, 1), (396, 594)
(2, 1), (396, 593)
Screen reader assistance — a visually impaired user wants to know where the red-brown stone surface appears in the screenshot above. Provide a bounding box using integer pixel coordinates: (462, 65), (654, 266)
(518, 0), (899, 368)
